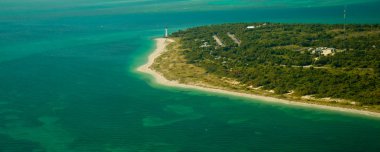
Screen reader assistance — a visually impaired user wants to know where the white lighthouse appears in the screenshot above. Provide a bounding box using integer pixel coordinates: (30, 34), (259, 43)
(165, 27), (168, 38)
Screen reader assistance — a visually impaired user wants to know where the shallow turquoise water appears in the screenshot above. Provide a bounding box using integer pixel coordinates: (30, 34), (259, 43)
(1, 1), (380, 151)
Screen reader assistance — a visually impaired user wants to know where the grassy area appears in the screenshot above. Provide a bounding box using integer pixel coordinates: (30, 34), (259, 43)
(151, 38), (227, 88)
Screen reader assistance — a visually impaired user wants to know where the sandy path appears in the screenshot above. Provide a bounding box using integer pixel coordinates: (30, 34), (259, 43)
(213, 35), (224, 47)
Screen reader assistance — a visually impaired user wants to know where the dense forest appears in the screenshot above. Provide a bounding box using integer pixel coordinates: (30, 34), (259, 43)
(171, 23), (380, 105)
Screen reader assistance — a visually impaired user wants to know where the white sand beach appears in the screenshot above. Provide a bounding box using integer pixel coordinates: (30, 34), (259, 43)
(137, 38), (380, 118)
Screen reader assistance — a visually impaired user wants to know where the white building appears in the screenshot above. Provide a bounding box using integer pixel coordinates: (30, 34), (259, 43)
(321, 48), (335, 56)
(312, 47), (336, 56)
(200, 42), (210, 48)
(247, 26), (256, 29)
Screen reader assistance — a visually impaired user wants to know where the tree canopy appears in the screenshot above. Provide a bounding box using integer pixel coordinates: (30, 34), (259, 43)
(171, 23), (380, 105)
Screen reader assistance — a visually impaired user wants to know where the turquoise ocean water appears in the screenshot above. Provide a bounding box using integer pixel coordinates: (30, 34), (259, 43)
(1, 1), (380, 151)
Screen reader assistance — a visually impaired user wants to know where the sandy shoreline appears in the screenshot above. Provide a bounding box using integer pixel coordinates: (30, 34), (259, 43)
(137, 38), (380, 118)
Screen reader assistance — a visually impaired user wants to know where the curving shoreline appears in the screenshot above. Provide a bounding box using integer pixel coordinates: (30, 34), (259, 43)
(137, 38), (380, 118)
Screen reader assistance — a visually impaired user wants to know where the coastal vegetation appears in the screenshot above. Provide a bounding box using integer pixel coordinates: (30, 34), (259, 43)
(164, 23), (380, 107)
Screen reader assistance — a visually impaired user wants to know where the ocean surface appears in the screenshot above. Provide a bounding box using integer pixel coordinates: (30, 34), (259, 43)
(1, 1), (380, 151)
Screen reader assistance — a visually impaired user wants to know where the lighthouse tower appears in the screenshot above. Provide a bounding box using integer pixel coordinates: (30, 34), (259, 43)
(165, 27), (168, 38)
